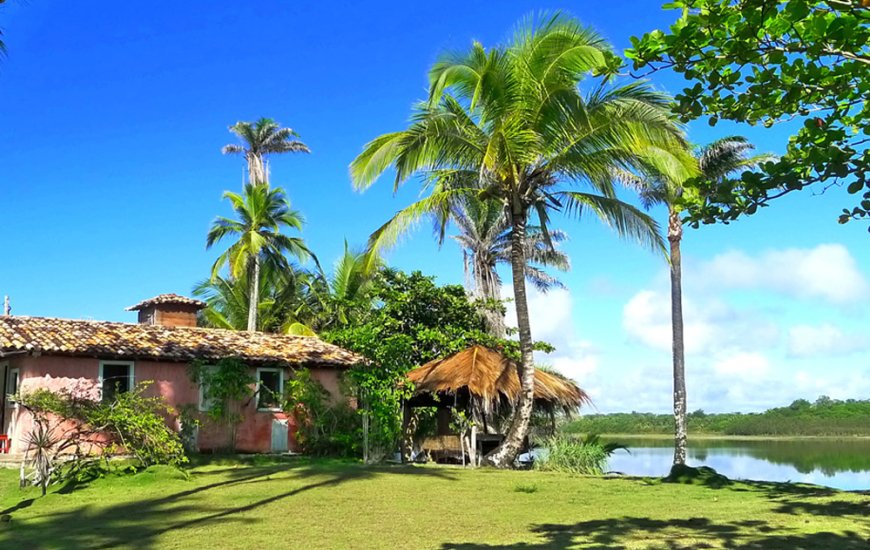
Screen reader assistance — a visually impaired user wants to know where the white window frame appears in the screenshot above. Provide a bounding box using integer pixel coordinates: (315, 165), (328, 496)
(256, 367), (283, 412)
(198, 365), (218, 412)
(3, 363), (18, 400)
(98, 361), (135, 400)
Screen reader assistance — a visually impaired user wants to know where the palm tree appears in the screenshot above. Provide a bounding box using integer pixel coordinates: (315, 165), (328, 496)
(222, 118), (310, 185)
(206, 183), (312, 331)
(630, 136), (771, 466)
(350, 13), (694, 466)
(451, 196), (569, 338)
(193, 262), (313, 332)
(308, 242), (383, 332)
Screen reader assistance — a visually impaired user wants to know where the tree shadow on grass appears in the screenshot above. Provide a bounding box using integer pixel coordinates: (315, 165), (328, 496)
(441, 480), (869, 550)
(0, 460), (456, 549)
(441, 516), (869, 550)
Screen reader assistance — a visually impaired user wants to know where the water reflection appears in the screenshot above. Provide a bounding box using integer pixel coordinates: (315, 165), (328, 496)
(604, 437), (870, 491)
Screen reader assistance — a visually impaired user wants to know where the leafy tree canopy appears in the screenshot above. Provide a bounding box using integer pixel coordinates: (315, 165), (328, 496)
(627, 0), (870, 230)
(323, 269), (554, 453)
(325, 268), (553, 372)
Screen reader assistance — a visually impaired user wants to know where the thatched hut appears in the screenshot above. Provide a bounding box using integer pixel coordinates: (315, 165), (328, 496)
(402, 345), (590, 463)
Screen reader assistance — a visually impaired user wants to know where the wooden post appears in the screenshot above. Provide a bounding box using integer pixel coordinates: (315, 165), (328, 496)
(470, 424), (478, 468)
(401, 402), (412, 463)
(361, 390), (369, 464)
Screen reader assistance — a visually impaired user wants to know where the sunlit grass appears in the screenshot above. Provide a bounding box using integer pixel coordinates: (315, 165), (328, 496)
(0, 457), (867, 549)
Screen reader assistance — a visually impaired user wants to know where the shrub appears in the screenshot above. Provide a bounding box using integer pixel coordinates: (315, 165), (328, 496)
(16, 382), (187, 494)
(283, 369), (361, 457)
(534, 434), (627, 475)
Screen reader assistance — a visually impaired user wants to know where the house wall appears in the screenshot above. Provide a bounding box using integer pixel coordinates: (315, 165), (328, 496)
(2, 355), (346, 455)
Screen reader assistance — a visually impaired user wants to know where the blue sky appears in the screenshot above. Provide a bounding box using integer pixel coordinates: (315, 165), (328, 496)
(2, 1), (868, 412)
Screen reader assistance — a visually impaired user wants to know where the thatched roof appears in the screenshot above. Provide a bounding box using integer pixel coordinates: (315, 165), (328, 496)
(407, 345), (590, 411)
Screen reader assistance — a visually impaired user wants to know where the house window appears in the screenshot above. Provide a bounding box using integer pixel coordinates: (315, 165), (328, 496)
(100, 361), (134, 402)
(6, 367), (19, 397)
(198, 365), (219, 412)
(256, 368), (283, 411)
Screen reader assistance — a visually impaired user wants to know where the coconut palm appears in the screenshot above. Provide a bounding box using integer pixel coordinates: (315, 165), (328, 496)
(317, 243), (382, 330)
(222, 118), (310, 185)
(451, 195), (569, 338)
(206, 183), (312, 332)
(193, 262), (314, 333)
(630, 136), (772, 466)
(350, 13), (695, 466)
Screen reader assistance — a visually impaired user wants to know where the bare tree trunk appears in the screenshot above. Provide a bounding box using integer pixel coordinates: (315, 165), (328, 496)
(486, 210), (534, 468)
(478, 266), (506, 339)
(669, 207), (688, 466)
(472, 256), (506, 338)
(247, 153), (266, 185)
(247, 256), (260, 332)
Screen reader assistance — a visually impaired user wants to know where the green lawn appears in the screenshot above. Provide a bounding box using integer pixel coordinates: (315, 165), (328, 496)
(0, 457), (867, 549)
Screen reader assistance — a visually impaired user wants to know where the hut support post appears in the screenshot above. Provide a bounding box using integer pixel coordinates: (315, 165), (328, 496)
(362, 391), (370, 464)
(400, 402), (412, 463)
(470, 424), (477, 468)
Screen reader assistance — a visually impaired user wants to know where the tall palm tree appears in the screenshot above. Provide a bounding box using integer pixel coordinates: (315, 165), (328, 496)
(451, 196), (569, 338)
(206, 183), (312, 331)
(222, 118), (310, 185)
(630, 136), (772, 466)
(350, 13), (695, 466)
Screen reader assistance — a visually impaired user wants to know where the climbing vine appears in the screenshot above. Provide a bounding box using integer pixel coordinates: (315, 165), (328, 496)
(188, 357), (256, 452)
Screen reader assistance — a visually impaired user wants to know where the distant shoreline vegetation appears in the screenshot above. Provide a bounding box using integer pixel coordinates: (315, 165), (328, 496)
(564, 397), (870, 437)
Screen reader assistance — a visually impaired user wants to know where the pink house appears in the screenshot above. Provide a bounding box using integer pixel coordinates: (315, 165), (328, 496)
(0, 294), (362, 455)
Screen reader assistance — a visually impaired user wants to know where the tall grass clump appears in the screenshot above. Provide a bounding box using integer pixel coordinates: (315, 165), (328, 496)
(534, 434), (627, 475)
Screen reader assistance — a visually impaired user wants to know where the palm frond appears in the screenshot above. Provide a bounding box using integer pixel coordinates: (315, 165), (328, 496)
(559, 191), (666, 255)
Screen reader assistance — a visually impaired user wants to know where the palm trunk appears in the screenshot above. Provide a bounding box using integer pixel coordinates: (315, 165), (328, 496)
(486, 211), (534, 468)
(476, 259), (506, 338)
(247, 256), (260, 332)
(248, 153), (267, 185)
(669, 207), (687, 465)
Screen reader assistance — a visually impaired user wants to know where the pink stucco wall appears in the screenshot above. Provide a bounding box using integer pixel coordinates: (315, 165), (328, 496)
(1, 355), (346, 455)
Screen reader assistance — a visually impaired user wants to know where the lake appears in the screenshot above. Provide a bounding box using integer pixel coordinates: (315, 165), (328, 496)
(602, 436), (870, 491)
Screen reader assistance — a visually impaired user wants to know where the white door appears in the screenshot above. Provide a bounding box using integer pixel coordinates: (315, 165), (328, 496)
(271, 418), (289, 453)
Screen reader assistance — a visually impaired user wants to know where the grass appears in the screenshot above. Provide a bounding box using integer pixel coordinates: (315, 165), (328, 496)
(0, 456), (868, 549)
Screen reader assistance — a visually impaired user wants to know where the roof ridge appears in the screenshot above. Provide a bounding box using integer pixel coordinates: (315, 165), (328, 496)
(0, 315), (319, 339)
(0, 315), (361, 367)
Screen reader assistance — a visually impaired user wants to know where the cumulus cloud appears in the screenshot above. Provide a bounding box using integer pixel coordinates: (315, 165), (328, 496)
(712, 352), (770, 376)
(613, 242), (869, 412)
(622, 289), (779, 356)
(786, 324), (869, 358)
(501, 242), (869, 413)
(695, 244), (868, 305)
(504, 287), (599, 384)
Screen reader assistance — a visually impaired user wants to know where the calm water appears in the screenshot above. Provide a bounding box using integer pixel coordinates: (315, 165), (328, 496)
(604, 437), (870, 491)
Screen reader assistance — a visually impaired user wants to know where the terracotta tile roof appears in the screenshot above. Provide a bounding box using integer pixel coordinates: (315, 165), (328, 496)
(0, 316), (362, 368)
(125, 294), (207, 311)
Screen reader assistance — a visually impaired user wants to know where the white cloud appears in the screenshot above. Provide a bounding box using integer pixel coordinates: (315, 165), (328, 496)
(786, 324), (869, 358)
(502, 243), (869, 413)
(622, 289), (779, 356)
(696, 244), (868, 305)
(712, 352), (770, 376)
(612, 242), (870, 412)
(503, 287), (599, 384)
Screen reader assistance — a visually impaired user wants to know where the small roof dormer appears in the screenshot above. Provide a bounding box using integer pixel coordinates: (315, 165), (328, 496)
(126, 294), (206, 328)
